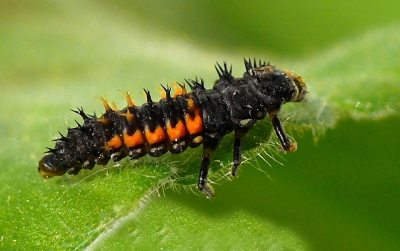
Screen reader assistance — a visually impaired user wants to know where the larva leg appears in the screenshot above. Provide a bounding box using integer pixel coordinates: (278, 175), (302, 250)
(269, 114), (297, 152)
(231, 128), (248, 177)
(232, 136), (242, 177)
(197, 135), (222, 197)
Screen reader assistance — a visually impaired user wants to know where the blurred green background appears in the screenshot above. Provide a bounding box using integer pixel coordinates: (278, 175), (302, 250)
(1, 0), (400, 250)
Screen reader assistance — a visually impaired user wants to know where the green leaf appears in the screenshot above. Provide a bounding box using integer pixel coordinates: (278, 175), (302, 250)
(1, 1), (399, 250)
(85, 24), (400, 250)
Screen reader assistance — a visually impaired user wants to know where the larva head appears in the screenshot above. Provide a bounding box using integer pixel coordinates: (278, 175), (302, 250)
(282, 69), (307, 102)
(249, 64), (307, 104)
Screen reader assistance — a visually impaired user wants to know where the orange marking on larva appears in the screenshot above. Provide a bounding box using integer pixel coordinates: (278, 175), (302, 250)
(187, 98), (195, 111)
(192, 135), (203, 144)
(172, 82), (180, 95)
(141, 92), (147, 101)
(185, 109), (203, 135)
(172, 83), (188, 97)
(171, 82), (181, 97)
(106, 134), (123, 150)
(157, 87), (167, 99)
(120, 91), (136, 107)
(180, 84), (187, 94)
(145, 126), (166, 145)
(123, 130), (144, 148)
(120, 109), (135, 124)
(98, 97), (111, 111)
(111, 101), (119, 111)
(166, 120), (187, 141)
(98, 117), (111, 125)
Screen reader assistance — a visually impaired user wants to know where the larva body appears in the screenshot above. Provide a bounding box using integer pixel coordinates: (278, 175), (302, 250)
(39, 59), (307, 197)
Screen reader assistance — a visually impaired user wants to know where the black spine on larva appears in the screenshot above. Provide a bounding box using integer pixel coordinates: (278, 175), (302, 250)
(185, 77), (229, 138)
(139, 90), (168, 157)
(159, 88), (189, 154)
(101, 107), (128, 162)
(190, 87), (233, 135)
